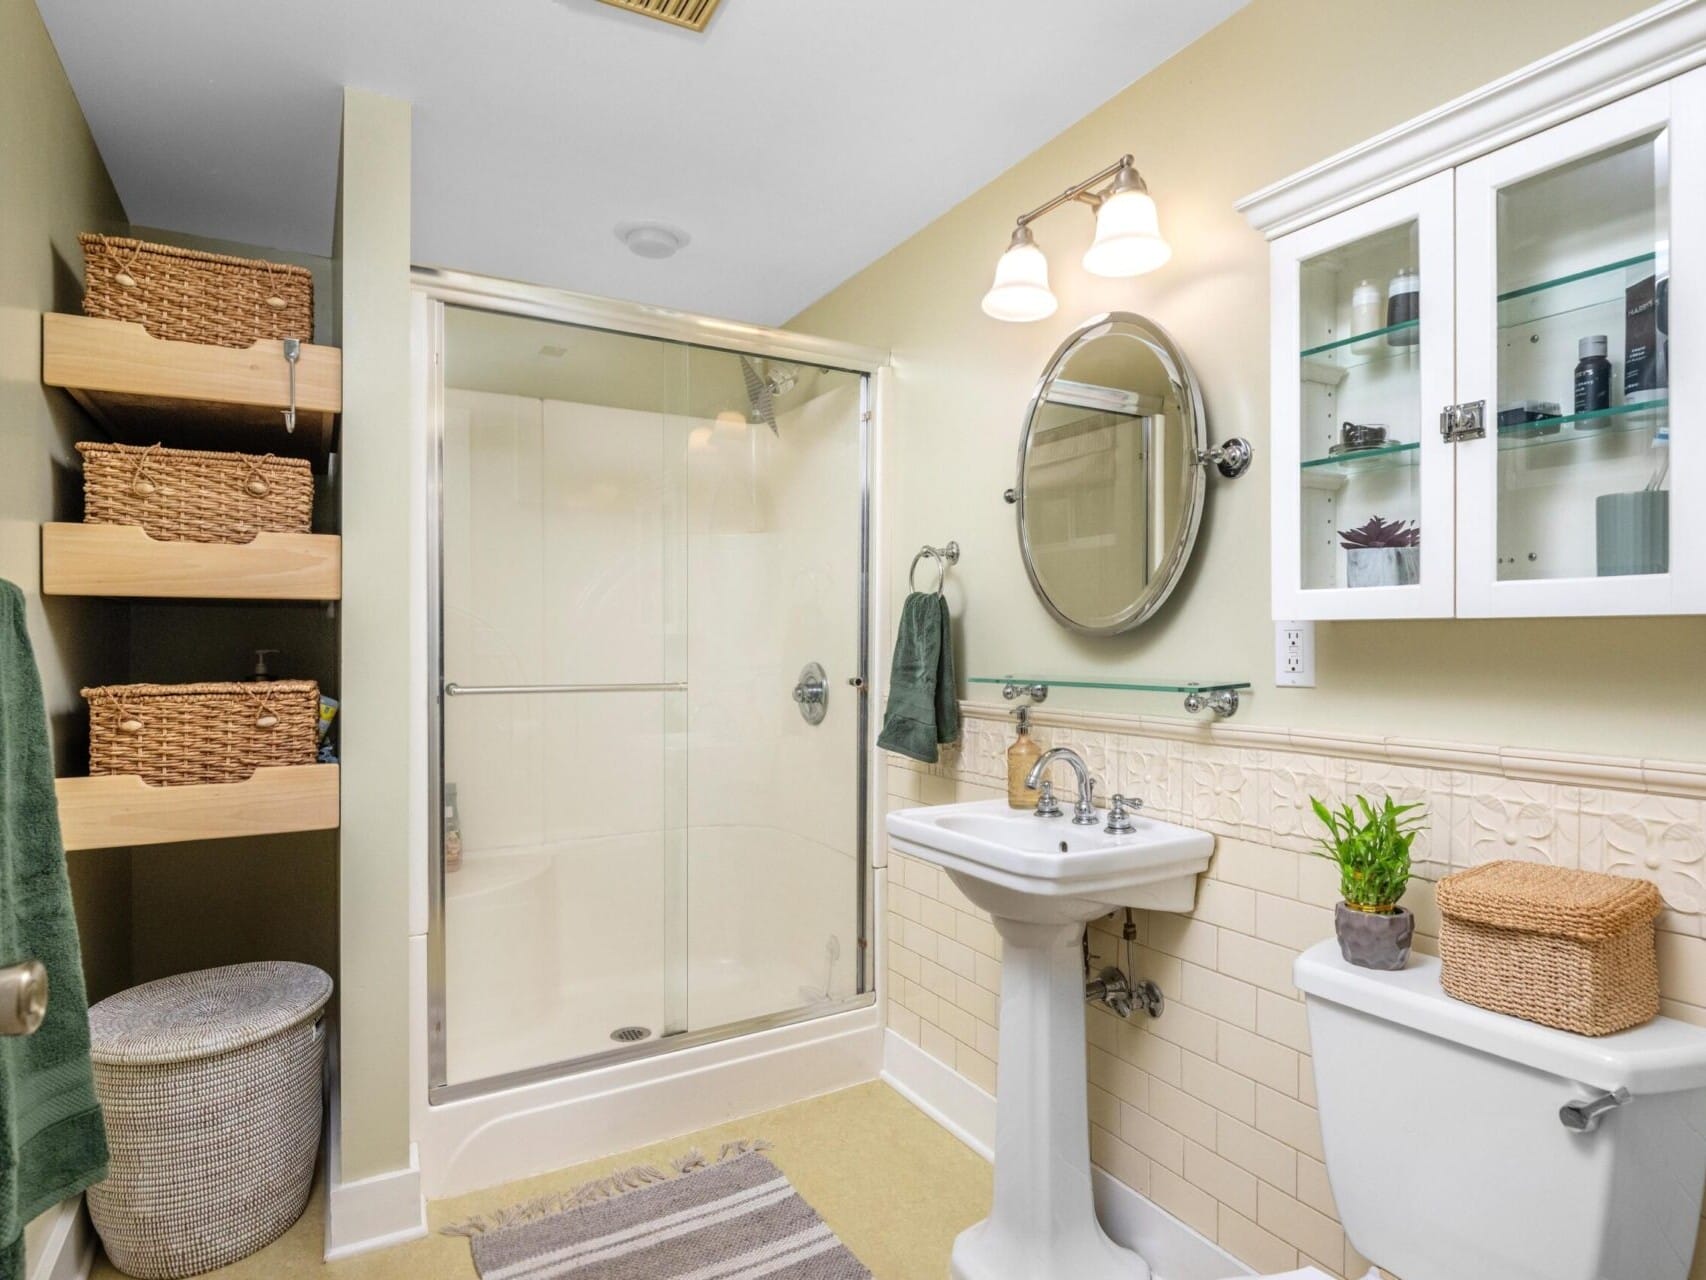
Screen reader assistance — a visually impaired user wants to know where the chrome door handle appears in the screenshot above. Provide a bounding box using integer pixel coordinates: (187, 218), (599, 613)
(0, 959), (48, 1037)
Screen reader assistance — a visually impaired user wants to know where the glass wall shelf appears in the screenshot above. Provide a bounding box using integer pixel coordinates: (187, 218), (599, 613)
(1497, 400), (1668, 451)
(969, 675), (1251, 718)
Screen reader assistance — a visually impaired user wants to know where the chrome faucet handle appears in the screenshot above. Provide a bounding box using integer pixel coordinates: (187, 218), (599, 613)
(1071, 777), (1100, 826)
(1034, 780), (1063, 819)
(1105, 794), (1142, 835)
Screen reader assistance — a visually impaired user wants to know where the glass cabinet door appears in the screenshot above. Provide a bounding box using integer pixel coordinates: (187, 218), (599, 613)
(1271, 172), (1457, 619)
(1455, 76), (1705, 616)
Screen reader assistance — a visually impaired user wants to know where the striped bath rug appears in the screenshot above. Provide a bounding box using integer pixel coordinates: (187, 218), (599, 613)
(445, 1141), (871, 1279)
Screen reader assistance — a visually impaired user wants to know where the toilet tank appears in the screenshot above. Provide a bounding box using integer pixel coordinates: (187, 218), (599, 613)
(1296, 941), (1706, 1280)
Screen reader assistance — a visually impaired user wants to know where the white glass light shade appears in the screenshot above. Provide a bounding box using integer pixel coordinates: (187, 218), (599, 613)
(981, 237), (1058, 323)
(1082, 188), (1171, 277)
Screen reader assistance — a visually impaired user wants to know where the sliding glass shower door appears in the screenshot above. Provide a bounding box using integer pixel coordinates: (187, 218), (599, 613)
(430, 302), (869, 1091)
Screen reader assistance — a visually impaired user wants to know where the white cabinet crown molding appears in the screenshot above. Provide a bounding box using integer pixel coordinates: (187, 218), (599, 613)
(1237, 0), (1706, 237)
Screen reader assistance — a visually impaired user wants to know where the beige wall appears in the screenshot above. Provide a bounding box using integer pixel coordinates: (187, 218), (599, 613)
(336, 85), (417, 1183)
(789, 0), (1701, 762)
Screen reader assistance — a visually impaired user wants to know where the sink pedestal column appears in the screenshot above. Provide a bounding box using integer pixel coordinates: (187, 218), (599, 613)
(950, 915), (1149, 1280)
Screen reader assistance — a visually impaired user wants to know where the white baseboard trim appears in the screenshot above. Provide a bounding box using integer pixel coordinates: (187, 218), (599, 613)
(25, 1198), (95, 1280)
(881, 1029), (1254, 1280)
(323, 1085), (428, 1261)
(880, 1027), (995, 1159)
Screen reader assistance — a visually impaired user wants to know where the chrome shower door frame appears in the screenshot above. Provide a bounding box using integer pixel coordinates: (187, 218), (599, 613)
(416, 268), (887, 1104)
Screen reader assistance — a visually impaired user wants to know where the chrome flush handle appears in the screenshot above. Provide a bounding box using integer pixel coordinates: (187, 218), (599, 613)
(1560, 1086), (1630, 1133)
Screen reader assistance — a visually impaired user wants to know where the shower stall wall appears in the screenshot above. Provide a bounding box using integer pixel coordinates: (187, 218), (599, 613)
(419, 274), (883, 1118)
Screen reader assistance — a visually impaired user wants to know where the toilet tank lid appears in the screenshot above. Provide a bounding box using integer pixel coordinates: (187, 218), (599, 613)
(1294, 940), (1706, 1095)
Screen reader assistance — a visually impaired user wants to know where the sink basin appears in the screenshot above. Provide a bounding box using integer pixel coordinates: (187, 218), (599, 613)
(888, 798), (1213, 920)
(885, 798), (1215, 1280)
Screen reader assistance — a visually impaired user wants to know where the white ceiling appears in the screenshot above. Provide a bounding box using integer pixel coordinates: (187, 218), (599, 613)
(38, 0), (1248, 325)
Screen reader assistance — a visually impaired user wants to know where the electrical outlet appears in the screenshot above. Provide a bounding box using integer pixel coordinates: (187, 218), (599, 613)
(1275, 619), (1315, 688)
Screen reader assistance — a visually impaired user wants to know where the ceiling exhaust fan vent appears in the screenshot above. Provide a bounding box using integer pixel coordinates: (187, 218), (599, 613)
(594, 0), (723, 32)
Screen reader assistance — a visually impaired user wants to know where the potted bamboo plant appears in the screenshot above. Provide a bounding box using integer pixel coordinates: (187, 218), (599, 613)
(1310, 795), (1426, 970)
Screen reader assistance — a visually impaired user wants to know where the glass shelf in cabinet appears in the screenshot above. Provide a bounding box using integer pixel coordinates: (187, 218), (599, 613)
(1496, 251), (1659, 331)
(1299, 440), (1420, 480)
(1299, 319), (1420, 362)
(1497, 400), (1668, 451)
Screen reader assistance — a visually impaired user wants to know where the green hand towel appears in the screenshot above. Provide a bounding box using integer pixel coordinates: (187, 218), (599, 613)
(0, 581), (107, 1279)
(876, 591), (960, 764)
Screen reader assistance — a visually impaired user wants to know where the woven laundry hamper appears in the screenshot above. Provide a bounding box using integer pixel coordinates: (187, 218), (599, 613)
(87, 962), (332, 1278)
(1435, 860), (1661, 1036)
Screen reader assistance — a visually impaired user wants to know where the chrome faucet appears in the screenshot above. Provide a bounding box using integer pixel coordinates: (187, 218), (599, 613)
(1026, 747), (1100, 825)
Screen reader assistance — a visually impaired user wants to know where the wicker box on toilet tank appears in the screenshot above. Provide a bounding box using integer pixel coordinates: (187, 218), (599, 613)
(1436, 861), (1661, 1036)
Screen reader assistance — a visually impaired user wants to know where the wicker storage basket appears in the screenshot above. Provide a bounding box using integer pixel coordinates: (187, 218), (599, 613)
(87, 963), (332, 1279)
(78, 442), (313, 544)
(82, 680), (320, 786)
(1436, 860), (1662, 1036)
(80, 233), (313, 348)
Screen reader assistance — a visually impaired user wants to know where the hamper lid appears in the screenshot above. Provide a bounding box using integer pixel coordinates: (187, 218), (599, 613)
(1434, 860), (1661, 942)
(90, 961), (332, 1065)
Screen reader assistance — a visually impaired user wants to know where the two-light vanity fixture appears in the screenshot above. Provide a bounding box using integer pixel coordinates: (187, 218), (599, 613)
(981, 155), (1171, 322)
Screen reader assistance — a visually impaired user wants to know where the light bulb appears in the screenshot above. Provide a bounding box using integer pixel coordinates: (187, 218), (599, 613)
(981, 226), (1057, 323)
(1082, 180), (1171, 278)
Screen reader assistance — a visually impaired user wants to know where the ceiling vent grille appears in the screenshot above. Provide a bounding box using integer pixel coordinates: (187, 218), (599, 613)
(595, 0), (722, 31)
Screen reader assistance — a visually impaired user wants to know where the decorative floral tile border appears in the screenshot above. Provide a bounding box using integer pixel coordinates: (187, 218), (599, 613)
(912, 702), (1706, 934)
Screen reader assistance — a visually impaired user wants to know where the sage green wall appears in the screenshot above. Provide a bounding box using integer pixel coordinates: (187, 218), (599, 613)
(336, 86), (416, 1183)
(790, 0), (1701, 762)
(3, 0), (132, 1267)
(0, 0), (134, 999)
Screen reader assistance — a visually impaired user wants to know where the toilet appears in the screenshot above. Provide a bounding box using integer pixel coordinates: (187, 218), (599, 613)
(1296, 939), (1706, 1280)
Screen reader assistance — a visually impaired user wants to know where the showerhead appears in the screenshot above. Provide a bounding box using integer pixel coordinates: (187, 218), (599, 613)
(739, 356), (778, 436)
(738, 358), (798, 436)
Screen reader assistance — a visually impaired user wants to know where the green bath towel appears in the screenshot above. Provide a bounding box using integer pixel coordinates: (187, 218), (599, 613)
(877, 591), (959, 764)
(0, 581), (107, 1279)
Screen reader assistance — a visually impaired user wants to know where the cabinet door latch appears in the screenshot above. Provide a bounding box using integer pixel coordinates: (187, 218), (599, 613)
(1440, 400), (1486, 443)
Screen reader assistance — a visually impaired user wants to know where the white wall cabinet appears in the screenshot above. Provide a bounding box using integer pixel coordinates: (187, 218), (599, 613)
(1259, 49), (1706, 621)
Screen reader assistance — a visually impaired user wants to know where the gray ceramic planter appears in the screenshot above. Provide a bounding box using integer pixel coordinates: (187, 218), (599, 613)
(1335, 901), (1414, 970)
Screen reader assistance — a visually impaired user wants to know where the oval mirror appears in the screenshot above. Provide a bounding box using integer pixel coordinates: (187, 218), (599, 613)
(1013, 313), (1207, 635)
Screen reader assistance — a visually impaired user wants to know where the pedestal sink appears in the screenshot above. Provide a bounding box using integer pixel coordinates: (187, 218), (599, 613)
(886, 798), (1214, 1280)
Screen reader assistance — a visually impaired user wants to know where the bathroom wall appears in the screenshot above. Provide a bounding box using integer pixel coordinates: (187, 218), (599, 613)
(788, 0), (1700, 762)
(885, 712), (1706, 1278)
(336, 85), (416, 1185)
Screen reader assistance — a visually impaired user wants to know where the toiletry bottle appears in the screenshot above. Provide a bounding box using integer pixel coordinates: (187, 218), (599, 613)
(1386, 268), (1420, 346)
(1350, 280), (1382, 354)
(1574, 335), (1612, 415)
(1006, 705), (1042, 809)
(1624, 270), (1667, 404)
(253, 648), (279, 681)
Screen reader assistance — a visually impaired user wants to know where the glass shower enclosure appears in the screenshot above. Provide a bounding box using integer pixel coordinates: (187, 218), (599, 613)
(423, 282), (873, 1096)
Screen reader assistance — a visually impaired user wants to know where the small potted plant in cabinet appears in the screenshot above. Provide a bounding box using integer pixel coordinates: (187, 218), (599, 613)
(1340, 516), (1420, 588)
(1311, 795), (1426, 970)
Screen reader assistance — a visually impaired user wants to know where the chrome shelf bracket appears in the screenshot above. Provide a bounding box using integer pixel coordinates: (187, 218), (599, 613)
(1183, 688), (1241, 718)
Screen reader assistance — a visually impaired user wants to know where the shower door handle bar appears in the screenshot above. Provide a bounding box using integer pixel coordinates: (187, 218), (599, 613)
(443, 681), (688, 697)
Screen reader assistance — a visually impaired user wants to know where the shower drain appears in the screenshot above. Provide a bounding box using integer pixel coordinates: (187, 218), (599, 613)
(610, 1025), (653, 1044)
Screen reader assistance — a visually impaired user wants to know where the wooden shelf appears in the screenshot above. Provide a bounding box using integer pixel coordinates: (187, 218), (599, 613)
(56, 765), (339, 851)
(42, 314), (341, 468)
(42, 523), (341, 601)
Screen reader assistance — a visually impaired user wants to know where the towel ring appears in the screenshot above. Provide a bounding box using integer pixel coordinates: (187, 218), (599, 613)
(909, 541), (961, 594)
